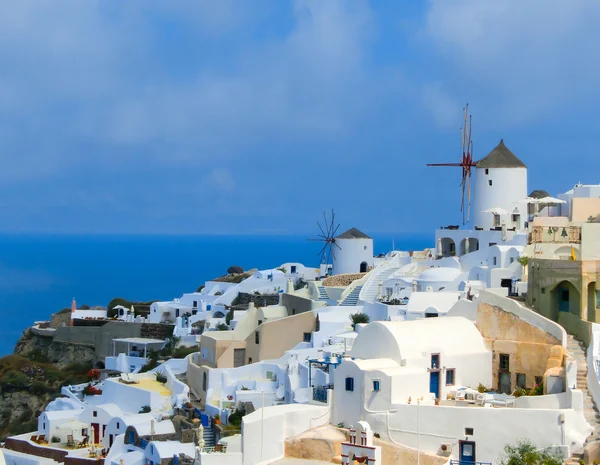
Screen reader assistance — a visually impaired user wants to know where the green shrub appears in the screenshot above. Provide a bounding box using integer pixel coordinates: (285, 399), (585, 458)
(139, 405), (151, 413)
(227, 406), (246, 427)
(156, 373), (167, 384)
(28, 349), (50, 363)
(349, 312), (370, 330)
(51, 436), (61, 443)
(31, 381), (54, 395)
(0, 370), (30, 389)
(172, 346), (197, 359)
(215, 323), (229, 331)
(63, 362), (92, 374)
(500, 439), (562, 465)
(477, 383), (488, 393)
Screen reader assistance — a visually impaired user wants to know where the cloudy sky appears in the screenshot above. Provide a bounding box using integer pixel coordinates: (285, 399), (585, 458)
(1, 0), (599, 235)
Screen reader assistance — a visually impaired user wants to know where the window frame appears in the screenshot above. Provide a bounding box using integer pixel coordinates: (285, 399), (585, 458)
(499, 353), (510, 371)
(445, 368), (456, 386)
(345, 377), (354, 392)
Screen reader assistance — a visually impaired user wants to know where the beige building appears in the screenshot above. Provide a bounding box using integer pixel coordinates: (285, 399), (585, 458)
(526, 222), (600, 345)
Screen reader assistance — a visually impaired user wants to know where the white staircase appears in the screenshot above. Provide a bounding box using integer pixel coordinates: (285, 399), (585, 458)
(317, 286), (329, 301)
(340, 285), (363, 306)
(203, 425), (215, 448)
(358, 261), (402, 303)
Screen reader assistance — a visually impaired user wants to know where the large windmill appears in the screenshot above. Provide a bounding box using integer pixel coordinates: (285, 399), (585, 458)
(427, 104), (476, 225)
(308, 209), (341, 266)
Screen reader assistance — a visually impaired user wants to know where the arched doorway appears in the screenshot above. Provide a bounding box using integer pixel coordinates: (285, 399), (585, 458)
(588, 282), (597, 322)
(360, 262), (368, 273)
(439, 238), (456, 257)
(459, 238), (479, 256)
(551, 281), (580, 320)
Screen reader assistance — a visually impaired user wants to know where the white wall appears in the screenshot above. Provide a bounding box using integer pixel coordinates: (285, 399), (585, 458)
(472, 166), (528, 230)
(241, 404), (330, 465)
(332, 238), (373, 275)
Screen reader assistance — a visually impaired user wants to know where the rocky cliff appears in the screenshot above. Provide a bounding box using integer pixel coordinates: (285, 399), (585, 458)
(0, 328), (92, 440)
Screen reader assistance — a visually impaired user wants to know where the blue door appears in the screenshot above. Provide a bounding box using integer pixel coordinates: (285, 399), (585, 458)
(429, 371), (440, 398)
(200, 413), (209, 427)
(459, 441), (476, 464)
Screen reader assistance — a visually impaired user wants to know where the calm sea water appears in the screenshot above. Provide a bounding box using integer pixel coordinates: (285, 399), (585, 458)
(0, 233), (432, 356)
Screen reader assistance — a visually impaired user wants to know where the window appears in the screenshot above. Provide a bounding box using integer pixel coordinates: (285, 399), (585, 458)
(364, 246), (367, 250)
(541, 287), (546, 294)
(499, 354), (510, 371)
(512, 214), (520, 223)
(116, 422), (120, 429)
(203, 372), (207, 391)
(493, 257), (497, 266)
(431, 354), (440, 369)
(93, 411), (97, 418)
(517, 373), (526, 389)
(510, 257), (515, 264)
(176, 308), (180, 317)
(373, 380), (380, 391)
(291, 266), (297, 273)
(193, 301), (197, 308)
(446, 368), (455, 386)
(488, 180), (493, 186)
(43, 422), (46, 429)
(248, 357), (253, 364)
(489, 242), (497, 247)
(465, 427), (474, 436)
(303, 332), (311, 343)
(345, 377), (354, 391)
(255, 331), (260, 344)
(485, 169), (489, 175)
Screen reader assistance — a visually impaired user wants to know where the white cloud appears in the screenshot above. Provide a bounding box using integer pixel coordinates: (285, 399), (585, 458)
(423, 1), (600, 124)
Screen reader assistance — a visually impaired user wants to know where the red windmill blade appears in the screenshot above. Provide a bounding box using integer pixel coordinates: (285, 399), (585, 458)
(427, 104), (476, 225)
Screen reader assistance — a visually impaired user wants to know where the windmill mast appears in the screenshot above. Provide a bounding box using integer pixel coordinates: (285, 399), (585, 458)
(427, 104), (475, 225)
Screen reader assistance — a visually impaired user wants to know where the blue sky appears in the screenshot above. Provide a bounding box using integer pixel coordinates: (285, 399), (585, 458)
(1, 0), (599, 235)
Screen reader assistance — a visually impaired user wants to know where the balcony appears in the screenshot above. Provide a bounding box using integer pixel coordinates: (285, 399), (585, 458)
(529, 226), (581, 244)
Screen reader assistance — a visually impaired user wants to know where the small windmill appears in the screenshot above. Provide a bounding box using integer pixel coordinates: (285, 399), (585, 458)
(307, 209), (341, 265)
(427, 104), (476, 225)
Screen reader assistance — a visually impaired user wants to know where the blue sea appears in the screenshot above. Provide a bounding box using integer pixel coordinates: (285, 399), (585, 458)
(0, 233), (432, 356)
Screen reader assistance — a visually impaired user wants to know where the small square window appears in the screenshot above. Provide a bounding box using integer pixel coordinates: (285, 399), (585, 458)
(488, 180), (493, 186)
(465, 427), (474, 436)
(517, 373), (526, 389)
(93, 411), (97, 418)
(445, 368), (455, 386)
(345, 377), (354, 392)
(499, 354), (510, 371)
(373, 380), (380, 391)
(303, 332), (311, 343)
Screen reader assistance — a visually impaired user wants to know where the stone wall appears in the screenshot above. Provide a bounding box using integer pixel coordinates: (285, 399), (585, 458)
(477, 301), (562, 390)
(235, 292), (280, 308)
(141, 323), (174, 341)
(5, 437), (69, 463)
(322, 273), (366, 287)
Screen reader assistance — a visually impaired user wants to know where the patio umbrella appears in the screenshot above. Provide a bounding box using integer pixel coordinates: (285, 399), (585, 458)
(482, 207), (509, 215)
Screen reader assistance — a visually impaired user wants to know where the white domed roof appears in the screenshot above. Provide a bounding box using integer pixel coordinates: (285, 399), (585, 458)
(418, 267), (461, 283)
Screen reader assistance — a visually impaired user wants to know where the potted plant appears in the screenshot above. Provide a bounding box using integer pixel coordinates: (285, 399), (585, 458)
(213, 414), (221, 425)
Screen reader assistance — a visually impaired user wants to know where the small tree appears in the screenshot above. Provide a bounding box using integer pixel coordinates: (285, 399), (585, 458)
(500, 439), (562, 465)
(350, 312), (370, 330)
